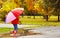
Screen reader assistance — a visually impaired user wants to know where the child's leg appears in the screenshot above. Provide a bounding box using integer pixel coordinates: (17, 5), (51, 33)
(13, 24), (18, 31)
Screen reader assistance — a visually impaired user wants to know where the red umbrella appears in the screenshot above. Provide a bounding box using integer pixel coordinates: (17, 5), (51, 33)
(11, 8), (24, 18)
(5, 8), (24, 23)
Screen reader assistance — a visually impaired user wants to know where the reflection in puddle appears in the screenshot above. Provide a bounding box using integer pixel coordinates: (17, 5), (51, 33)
(0, 29), (41, 38)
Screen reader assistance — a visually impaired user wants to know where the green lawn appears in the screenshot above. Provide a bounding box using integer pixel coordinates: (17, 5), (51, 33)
(0, 16), (60, 26)
(0, 28), (13, 34)
(19, 16), (60, 26)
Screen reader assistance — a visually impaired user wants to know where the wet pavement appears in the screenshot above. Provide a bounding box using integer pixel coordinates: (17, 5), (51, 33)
(0, 24), (60, 38)
(18, 26), (60, 38)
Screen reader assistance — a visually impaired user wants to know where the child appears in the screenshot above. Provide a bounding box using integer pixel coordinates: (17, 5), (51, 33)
(5, 8), (24, 36)
(11, 17), (19, 35)
(10, 8), (24, 36)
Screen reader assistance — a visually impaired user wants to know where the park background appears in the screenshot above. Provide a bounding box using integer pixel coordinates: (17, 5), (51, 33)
(0, 0), (60, 34)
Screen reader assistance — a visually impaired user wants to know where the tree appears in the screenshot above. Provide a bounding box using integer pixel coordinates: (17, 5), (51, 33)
(0, 1), (17, 21)
(24, 0), (34, 16)
(56, 0), (60, 21)
(25, 0), (34, 11)
(49, 0), (60, 21)
(43, 0), (49, 21)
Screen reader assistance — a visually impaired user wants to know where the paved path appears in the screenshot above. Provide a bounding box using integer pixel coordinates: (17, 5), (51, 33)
(18, 26), (60, 38)
(0, 24), (36, 28)
(0, 24), (60, 38)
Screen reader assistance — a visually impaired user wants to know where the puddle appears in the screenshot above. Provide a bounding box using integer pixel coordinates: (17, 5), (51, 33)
(0, 29), (41, 38)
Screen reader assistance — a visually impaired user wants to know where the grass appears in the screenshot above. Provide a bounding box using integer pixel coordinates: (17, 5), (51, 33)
(19, 16), (60, 26)
(0, 16), (60, 26)
(0, 28), (13, 34)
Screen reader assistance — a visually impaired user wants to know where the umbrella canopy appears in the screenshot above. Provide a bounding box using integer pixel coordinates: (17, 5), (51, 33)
(5, 12), (16, 24)
(11, 8), (24, 18)
(5, 8), (24, 24)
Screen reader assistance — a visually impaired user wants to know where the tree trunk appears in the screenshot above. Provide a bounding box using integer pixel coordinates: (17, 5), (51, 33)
(58, 9), (59, 21)
(46, 15), (48, 21)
